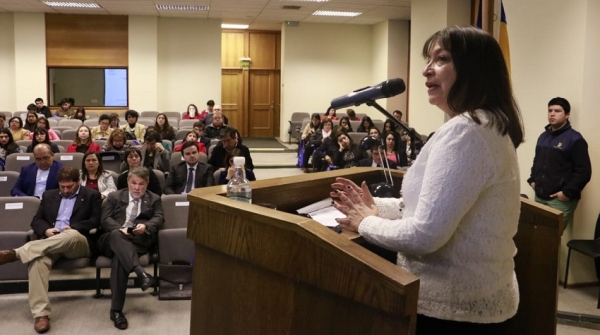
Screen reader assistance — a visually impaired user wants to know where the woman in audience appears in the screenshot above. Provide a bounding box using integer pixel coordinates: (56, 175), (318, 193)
(109, 113), (120, 129)
(31, 117), (60, 140)
(356, 116), (375, 133)
(299, 113), (321, 172)
(182, 103), (202, 120)
(8, 116), (30, 141)
(23, 111), (38, 132)
(383, 131), (407, 167)
(339, 116), (353, 133)
(217, 148), (256, 185)
(154, 113), (176, 142)
(368, 126), (381, 140)
(26, 128), (60, 153)
(80, 151), (116, 199)
(313, 122), (340, 172)
(332, 131), (367, 169)
(383, 118), (397, 134)
(0, 127), (22, 171)
(117, 147), (162, 195)
(321, 107), (339, 121)
(72, 107), (88, 121)
(102, 129), (132, 153)
(346, 109), (360, 121)
(173, 130), (206, 154)
(66, 125), (101, 153)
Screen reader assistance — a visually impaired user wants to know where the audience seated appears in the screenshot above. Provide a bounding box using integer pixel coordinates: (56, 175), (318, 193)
(368, 126), (381, 140)
(311, 120), (337, 172)
(164, 141), (214, 194)
(11, 143), (63, 197)
(80, 151), (117, 199)
(72, 107), (89, 121)
(98, 166), (164, 330)
(332, 131), (368, 169)
(35, 98), (52, 118)
(109, 113), (120, 130)
(0, 127), (23, 170)
(217, 148), (256, 185)
(192, 122), (211, 150)
(91, 114), (114, 140)
(153, 113), (176, 142)
(321, 107), (339, 121)
(101, 129), (133, 153)
(27, 128), (60, 154)
(358, 142), (397, 169)
(299, 113), (321, 172)
(383, 131), (408, 168)
(9, 116), (30, 141)
(339, 116), (353, 133)
(383, 118), (398, 134)
(30, 117), (59, 141)
(117, 148), (162, 196)
(140, 132), (170, 174)
(203, 113), (228, 139)
(197, 99), (213, 122)
(173, 130), (206, 154)
(182, 104), (202, 120)
(66, 125), (101, 153)
(202, 105), (228, 126)
(346, 108), (360, 121)
(356, 116), (375, 133)
(55, 98), (74, 118)
(121, 110), (146, 143)
(208, 127), (253, 171)
(24, 110), (39, 132)
(0, 165), (101, 333)
(0, 114), (5, 129)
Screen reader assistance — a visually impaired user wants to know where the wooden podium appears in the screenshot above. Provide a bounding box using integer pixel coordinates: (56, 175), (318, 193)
(186, 168), (562, 335)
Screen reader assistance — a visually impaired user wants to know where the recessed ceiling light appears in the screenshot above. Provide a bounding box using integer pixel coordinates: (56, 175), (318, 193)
(312, 10), (361, 17)
(43, 1), (101, 8)
(222, 24), (249, 29)
(156, 4), (209, 11)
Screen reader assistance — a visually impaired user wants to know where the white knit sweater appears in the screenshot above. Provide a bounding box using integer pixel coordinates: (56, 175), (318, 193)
(358, 111), (520, 323)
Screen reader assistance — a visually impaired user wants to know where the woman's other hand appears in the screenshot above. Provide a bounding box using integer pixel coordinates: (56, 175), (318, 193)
(330, 178), (375, 209)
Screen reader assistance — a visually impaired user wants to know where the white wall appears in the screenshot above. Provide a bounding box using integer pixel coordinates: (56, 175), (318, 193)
(157, 18), (221, 114)
(129, 16), (158, 112)
(13, 13), (46, 111)
(0, 13), (16, 112)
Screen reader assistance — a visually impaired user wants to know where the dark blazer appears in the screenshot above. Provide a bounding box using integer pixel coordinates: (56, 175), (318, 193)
(11, 161), (64, 197)
(140, 146), (170, 174)
(31, 186), (102, 250)
(101, 189), (164, 250)
(164, 161), (214, 194)
(208, 143), (254, 170)
(358, 157), (398, 169)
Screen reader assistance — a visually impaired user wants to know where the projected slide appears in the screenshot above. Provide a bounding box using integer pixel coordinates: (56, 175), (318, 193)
(105, 69), (128, 106)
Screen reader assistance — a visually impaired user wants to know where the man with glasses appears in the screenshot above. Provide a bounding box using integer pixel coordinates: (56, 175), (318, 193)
(11, 143), (63, 197)
(91, 114), (114, 140)
(0, 165), (101, 333)
(208, 127), (254, 171)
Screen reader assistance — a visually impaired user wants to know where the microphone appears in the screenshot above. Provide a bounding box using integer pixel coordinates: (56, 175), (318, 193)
(330, 78), (406, 109)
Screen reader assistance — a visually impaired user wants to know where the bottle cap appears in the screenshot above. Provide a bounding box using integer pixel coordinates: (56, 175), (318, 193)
(233, 156), (245, 166)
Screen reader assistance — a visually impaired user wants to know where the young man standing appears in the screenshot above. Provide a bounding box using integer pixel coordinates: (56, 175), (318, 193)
(528, 97), (592, 230)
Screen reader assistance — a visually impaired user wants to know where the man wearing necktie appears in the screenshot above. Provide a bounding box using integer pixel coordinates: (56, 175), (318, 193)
(0, 166), (101, 333)
(98, 167), (164, 330)
(164, 141), (214, 194)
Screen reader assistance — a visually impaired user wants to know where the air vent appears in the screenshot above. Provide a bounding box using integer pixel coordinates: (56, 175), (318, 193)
(283, 5), (301, 10)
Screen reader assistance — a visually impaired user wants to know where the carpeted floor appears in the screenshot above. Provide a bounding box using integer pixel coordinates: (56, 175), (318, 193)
(243, 137), (288, 149)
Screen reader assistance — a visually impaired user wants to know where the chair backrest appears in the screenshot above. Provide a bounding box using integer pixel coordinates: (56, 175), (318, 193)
(94, 139), (107, 148)
(54, 152), (84, 170)
(51, 140), (74, 149)
(98, 151), (123, 173)
(141, 111), (159, 118)
(163, 111), (181, 123)
(161, 194), (190, 229)
(178, 119), (197, 129)
(0, 171), (20, 197)
(86, 111), (100, 118)
(291, 112), (310, 122)
(58, 119), (83, 128)
(61, 129), (78, 141)
(176, 129), (192, 140)
(57, 145), (65, 153)
(356, 113), (367, 120)
(153, 169), (166, 193)
(213, 168), (225, 185)
(0, 111), (12, 118)
(52, 126), (73, 134)
(162, 140), (173, 153)
(348, 132), (366, 145)
(83, 119), (98, 127)
(372, 119), (385, 132)
(52, 129), (62, 139)
(4, 153), (34, 173)
(208, 145), (215, 160)
(109, 170), (119, 187)
(174, 139), (183, 147)
(14, 111), (27, 120)
(47, 118), (58, 127)
(0, 196), (40, 231)
(350, 120), (361, 131)
(15, 140), (32, 147)
(137, 118), (155, 127)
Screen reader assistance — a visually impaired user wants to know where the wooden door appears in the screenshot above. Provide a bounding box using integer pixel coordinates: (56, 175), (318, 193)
(221, 69), (244, 131)
(248, 71), (279, 137)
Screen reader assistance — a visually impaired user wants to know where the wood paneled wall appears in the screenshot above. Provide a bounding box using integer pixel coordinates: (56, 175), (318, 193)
(45, 14), (128, 67)
(222, 30), (280, 70)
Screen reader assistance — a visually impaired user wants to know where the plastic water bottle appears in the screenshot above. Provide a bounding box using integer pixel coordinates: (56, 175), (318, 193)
(226, 156), (252, 203)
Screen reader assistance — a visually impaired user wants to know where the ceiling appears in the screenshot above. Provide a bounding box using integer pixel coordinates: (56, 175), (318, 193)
(0, 0), (411, 30)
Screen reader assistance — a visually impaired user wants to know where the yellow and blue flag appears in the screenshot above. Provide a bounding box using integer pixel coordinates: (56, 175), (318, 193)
(474, 0), (511, 76)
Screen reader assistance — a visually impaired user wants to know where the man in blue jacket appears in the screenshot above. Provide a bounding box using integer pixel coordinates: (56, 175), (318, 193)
(11, 143), (63, 197)
(528, 97), (591, 230)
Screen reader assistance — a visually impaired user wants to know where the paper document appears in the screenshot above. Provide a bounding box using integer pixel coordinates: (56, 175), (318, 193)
(297, 198), (346, 227)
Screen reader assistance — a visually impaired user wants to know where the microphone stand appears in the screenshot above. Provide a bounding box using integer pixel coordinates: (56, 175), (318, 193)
(364, 100), (424, 160)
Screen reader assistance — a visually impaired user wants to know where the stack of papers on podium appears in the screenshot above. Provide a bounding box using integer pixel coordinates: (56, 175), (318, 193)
(297, 198), (346, 227)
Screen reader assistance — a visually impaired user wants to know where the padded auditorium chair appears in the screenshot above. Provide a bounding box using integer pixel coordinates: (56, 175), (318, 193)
(563, 213), (600, 308)
(0, 171), (19, 197)
(288, 112), (310, 144)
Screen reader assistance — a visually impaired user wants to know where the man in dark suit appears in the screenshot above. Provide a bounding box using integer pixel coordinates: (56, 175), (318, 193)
(208, 126), (254, 170)
(0, 166), (102, 333)
(358, 143), (398, 169)
(165, 141), (214, 194)
(98, 166), (164, 330)
(11, 143), (64, 197)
